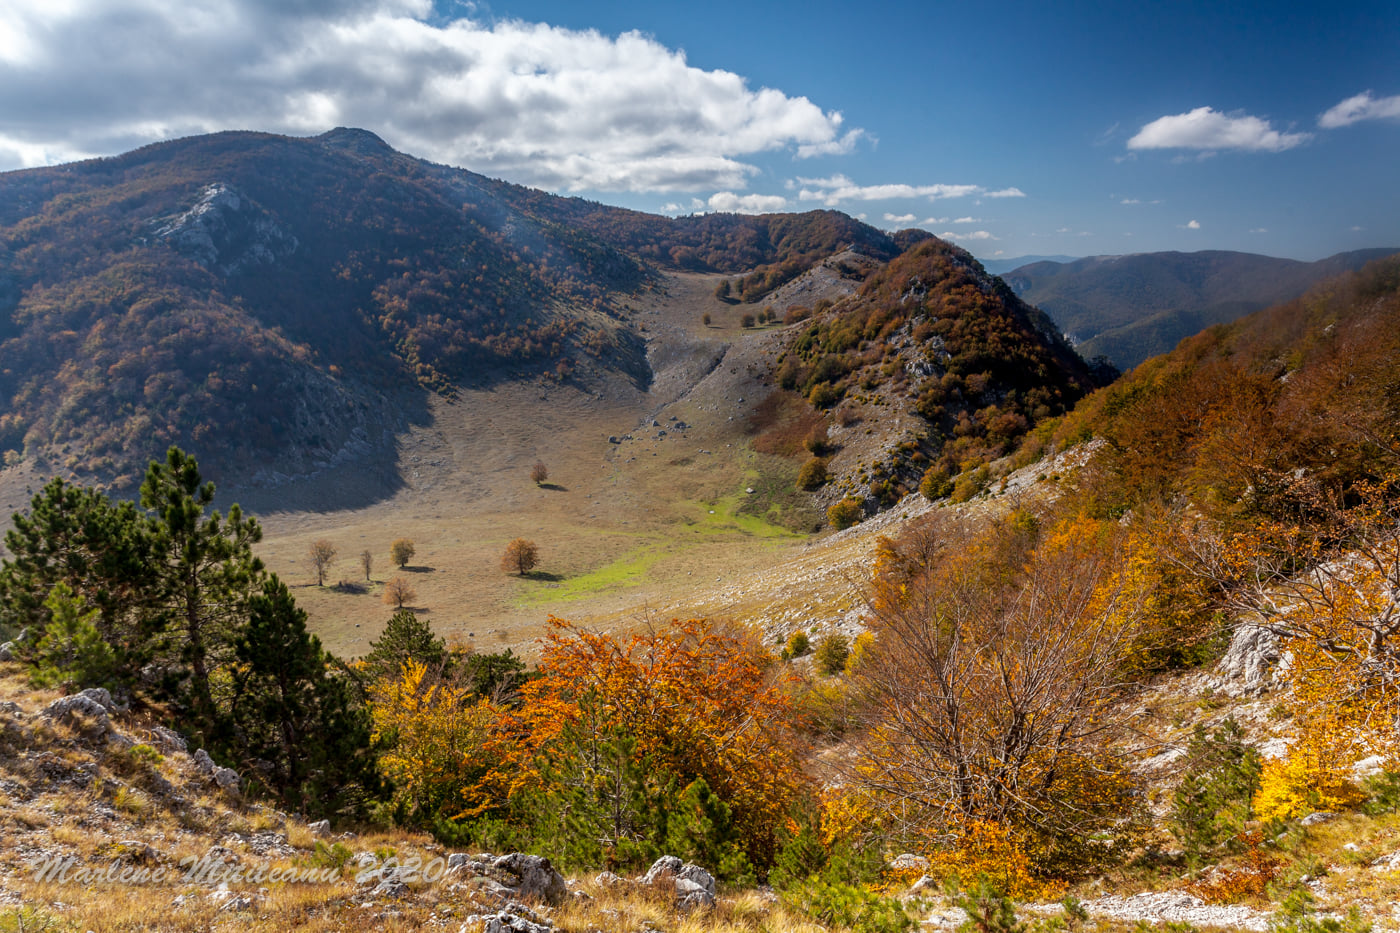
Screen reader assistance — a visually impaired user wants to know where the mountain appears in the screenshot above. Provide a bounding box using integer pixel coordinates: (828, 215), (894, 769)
(978, 254), (1080, 275)
(1002, 248), (1399, 371)
(0, 128), (909, 488)
(764, 238), (1099, 507)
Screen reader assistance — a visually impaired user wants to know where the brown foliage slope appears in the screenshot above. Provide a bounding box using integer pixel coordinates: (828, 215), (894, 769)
(1051, 253), (1400, 520)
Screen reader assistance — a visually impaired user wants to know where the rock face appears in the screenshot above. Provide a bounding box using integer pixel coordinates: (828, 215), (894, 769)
(1214, 622), (1281, 695)
(640, 855), (717, 910)
(152, 183), (299, 276)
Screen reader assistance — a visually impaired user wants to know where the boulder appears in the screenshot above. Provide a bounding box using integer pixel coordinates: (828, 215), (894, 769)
(491, 853), (567, 906)
(0, 642), (13, 662)
(40, 693), (111, 736)
(192, 748), (241, 792)
(640, 855), (716, 910)
(888, 853), (930, 873)
(307, 820), (331, 837)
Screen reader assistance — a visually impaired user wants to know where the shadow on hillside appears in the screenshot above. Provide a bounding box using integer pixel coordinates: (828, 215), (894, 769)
(536, 482), (568, 492)
(331, 581), (369, 594)
(399, 565), (435, 574)
(524, 570), (563, 582)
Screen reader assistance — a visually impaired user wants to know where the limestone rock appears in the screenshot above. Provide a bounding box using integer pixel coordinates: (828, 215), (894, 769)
(491, 853), (567, 906)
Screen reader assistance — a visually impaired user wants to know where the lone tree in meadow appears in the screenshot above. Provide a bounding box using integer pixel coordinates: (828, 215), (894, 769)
(382, 576), (416, 609)
(501, 538), (539, 576)
(531, 461), (549, 485)
(359, 549), (373, 582)
(308, 539), (337, 587)
(390, 538), (415, 569)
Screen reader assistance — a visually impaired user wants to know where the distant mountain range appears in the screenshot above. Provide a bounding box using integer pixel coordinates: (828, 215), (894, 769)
(1001, 248), (1399, 371)
(978, 255), (1080, 275)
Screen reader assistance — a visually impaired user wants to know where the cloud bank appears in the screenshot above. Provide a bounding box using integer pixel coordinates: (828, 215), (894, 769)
(0, 0), (858, 191)
(1128, 106), (1310, 152)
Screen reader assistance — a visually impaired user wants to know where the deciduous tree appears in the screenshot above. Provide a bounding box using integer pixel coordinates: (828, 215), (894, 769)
(390, 538), (415, 568)
(360, 549), (373, 582)
(501, 538), (539, 576)
(531, 462), (548, 485)
(308, 539), (337, 586)
(383, 576), (416, 609)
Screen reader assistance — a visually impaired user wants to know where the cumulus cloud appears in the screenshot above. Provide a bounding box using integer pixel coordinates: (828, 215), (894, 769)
(706, 191), (789, 214)
(883, 212), (917, 225)
(1319, 90), (1400, 128)
(795, 174), (1017, 207)
(0, 0), (857, 191)
(1128, 107), (1310, 152)
(939, 230), (998, 241)
(1181, 220), (1201, 229)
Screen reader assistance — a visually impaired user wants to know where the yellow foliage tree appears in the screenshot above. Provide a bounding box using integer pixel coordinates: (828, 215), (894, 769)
(370, 659), (495, 823)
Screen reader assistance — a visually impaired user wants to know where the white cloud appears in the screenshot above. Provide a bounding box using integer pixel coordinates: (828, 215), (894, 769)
(951, 216), (981, 223)
(795, 174), (1017, 207)
(1120, 198), (1140, 205)
(706, 191), (788, 214)
(1128, 106), (1310, 152)
(1320, 90), (1400, 128)
(1181, 220), (1201, 230)
(939, 230), (998, 241)
(883, 212), (917, 225)
(1249, 227), (1268, 234)
(0, 0), (858, 191)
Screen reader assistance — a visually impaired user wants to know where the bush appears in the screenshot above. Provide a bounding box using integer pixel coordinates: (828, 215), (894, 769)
(814, 634), (850, 676)
(950, 465), (991, 503)
(740, 313), (756, 328)
(809, 382), (841, 409)
(797, 458), (829, 491)
(919, 466), (953, 501)
(827, 498), (863, 530)
(783, 631), (811, 660)
(781, 880), (915, 933)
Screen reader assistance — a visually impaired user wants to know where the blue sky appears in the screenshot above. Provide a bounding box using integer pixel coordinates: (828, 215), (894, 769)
(1, 0), (1396, 261)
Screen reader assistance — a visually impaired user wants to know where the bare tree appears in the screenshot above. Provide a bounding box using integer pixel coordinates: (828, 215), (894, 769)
(383, 576), (416, 609)
(501, 538), (539, 576)
(853, 511), (1148, 859)
(360, 549), (373, 582)
(308, 539), (337, 587)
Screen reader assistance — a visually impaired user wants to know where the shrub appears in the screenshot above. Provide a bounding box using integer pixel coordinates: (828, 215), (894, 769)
(781, 880), (915, 933)
(741, 313), (756, 328)
(783, 630), (811, 660)
(814, 634), (850, 676)
(809, 382), (841, 409)
(827, 498), (863, 530)
(919, 466), (953, 501)
(950, 465), (991, 503)
(797, 458), (829, 491)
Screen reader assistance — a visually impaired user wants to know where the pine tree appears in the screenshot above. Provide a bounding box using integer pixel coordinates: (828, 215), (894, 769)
(230, 575), (377, 818)
(363, 610), (447, 683)
(140, 447), (264, 745)
(0, 477), (160, 676)
(32, 582), (116, 689)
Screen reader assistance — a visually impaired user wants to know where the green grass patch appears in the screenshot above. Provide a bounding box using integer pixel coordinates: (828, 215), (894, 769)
(518, 546), (670, 604)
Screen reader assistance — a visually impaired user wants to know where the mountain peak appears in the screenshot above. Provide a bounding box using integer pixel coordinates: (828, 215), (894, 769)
(315, 127), (394, 155)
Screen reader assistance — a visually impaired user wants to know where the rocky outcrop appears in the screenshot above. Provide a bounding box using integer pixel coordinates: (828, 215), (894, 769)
(192, 748), (241, 793)
(1213, 621), (1281, 695)
(640, 855), (716, 910)
(152, 183), (298, 276)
